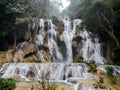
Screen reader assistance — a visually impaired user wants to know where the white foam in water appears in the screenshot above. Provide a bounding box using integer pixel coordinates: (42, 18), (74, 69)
(35, 18), (105, 64)
(80, 29), (105, 64)
(0, 63), (97, 90)
(62, 19), (81, 62)
(47, 20), (63, 62)
(0, 18), (108, 90)
(0, 63), (95, 80)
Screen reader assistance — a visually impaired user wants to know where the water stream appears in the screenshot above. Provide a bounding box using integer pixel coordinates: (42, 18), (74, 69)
(80, 29), (105, 64)
(0, 18), (107, 90)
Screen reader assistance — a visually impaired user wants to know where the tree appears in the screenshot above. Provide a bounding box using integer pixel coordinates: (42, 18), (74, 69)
(0, 0), (51, 50)
(66, 0), (120, 47)
(96, 0), (120, 47)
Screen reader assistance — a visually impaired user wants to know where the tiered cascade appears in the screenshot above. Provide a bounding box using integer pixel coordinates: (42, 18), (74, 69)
(0, 18), (106, 90)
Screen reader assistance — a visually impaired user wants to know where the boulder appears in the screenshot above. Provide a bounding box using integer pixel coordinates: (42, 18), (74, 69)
(13, 50), (24, 62)
(13, 42), (37, 62)
(18, 42), (36, 56)
(24, 55), (38, 62)
(0, 51), (13, 66)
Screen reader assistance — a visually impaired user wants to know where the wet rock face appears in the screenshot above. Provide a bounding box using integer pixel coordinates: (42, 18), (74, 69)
(17, 42), (36, 56)
(0, 51), (13, 66)
(13, 42), (37, 62)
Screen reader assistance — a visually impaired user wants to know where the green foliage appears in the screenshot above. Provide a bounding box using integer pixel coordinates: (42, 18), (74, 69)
(105, 66), (119, 84)
(0, 71), (4, 77)
(0, 78), (16, 90)
(0, 0), (51, 37)
(0, 1), (17, 37)
(116, 61), (120, 65)
(105, 66), (114, 77)
(66, 0), (120, 46)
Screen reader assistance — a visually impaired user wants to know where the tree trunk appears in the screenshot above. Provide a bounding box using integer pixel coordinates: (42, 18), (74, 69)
(111, 34), (120, 47)
(13, 32), (17, 50)
(27, 23), (32, 41)
(106, 41), (113, 64)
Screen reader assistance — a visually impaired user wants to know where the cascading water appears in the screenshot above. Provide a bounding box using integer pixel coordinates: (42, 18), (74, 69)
(47, 20), (63, 62)
(62, 19), (81, 62)
(80, 29), (105, 64)
(36, 19), (44, 45)
(0, 63), (94, 81)
(0, 18), (107, 90)
(36, 19), (45, 61)
(36, 18), (104, 64)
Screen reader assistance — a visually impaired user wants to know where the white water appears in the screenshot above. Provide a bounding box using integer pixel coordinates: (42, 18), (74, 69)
(35, 19), (104, 64)
(0, 63), (94, 80)
(0, 63), (97, 90)
(62, 19), (81, 62)
(47, 20), (63, 62)
(36, 19), (45, 61)
(0, 18), (108, 90)
(80, 29), (105, 64)
(36, 19), (44, 45)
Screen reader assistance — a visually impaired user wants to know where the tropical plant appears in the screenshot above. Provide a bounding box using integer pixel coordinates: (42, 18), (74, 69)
(0, 78), (16, 90)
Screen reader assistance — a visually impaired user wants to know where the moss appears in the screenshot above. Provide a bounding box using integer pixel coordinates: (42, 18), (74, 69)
(87, 62), (97, 73)
(34, 59), (41, 63)
(105, 66), (114, 77)
(0, 78), (16, 90)
(73, 56), (87, 63)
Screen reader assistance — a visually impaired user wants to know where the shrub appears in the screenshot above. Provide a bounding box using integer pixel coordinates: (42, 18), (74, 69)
(0, 78), (16, 90)
(0, 71), (3, 77)
(73, 56), (86, 63)
(105, 66), (114, 77)
(116, 61), (120, 65)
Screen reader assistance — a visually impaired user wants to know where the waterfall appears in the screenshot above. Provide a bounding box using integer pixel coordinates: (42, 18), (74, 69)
(36, 19), (44, 46)
(0, 63), (94, 81)
(62, 19), (81, 62)
(36, 19), (45, 61)
(80, 29), (105, 64)
(0, 18), (108, 90)
(35, 18), (104, 64)
(47, 20), (63, 62)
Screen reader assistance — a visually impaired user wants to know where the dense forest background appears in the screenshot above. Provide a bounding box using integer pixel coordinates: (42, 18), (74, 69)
(0, 0), (120, 64)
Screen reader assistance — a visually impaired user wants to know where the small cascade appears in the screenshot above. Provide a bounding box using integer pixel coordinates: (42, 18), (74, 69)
(36, 19), (44, 46)
(0, 18), (109, 89)
(62, 19), (81, 62)
(47, 20), (63, 62)
(0, 63), (94, 81)
(36, 19), (45, 61)
(80, 29), (105, 64)
(35, 18), (104, 64)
